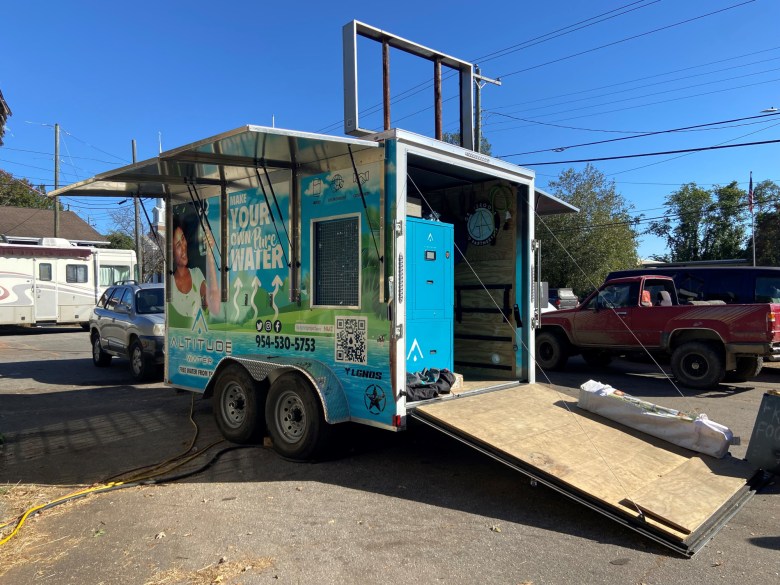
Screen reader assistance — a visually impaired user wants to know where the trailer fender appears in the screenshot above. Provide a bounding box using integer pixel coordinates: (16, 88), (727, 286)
(205, 356), (350, 424)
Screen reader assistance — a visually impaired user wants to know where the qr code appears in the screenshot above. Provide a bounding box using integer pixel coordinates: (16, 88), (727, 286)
(335, 317), (367, 364)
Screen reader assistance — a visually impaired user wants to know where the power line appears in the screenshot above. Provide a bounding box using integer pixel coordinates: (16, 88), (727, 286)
(605, 119), (780, 176)
(485, 67), (780, 127)
(316, 1), (662, 134)
(507, 138), (780, 166)
(0, 157), (91, 178)
(487, 75), (780, 134)
(497, 1), (757, 79)
(335, 2), (763, 141)
(487, 112), (779, 138)
(495, 112), (780, 156)
(491, 50), (780, 115)
(476, 1), (660, 64)
(547, 191), (780, 236)
(1, 147), (121, 166)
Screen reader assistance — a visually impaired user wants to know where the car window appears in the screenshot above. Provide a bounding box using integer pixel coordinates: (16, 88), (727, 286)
(97, 288), (114, 308)
(113, 288), (131, 312)
(136, 289), (164, 314)
(756, 277), (780, 303)
(598, 283), (637, 309)
(105, 288), (122, 309)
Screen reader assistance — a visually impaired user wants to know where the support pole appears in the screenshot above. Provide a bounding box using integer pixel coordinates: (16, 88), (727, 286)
(383, 39), (391, 131)
(54, 123), (60, 237)
(434, 58), (442, 140)
(132, 139), (143, 281)
(475, 66), (482, 153)
(473, 68), (501, 153)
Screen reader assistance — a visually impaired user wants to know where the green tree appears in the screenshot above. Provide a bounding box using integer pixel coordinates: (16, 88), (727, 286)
(745, 179), (780, 265)
(441, 131), (492, 155)
(0, 170), (55, 209)
(649, 181), (748, 262)
(106, 231), (135, 250)
(538, 164), (639, 297)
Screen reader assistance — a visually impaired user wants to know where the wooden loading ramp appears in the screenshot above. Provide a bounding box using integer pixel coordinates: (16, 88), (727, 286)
(409, 383), (759, 556)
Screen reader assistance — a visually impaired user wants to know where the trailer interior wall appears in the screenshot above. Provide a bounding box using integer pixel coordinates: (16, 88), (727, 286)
(407, 177), (523, 379)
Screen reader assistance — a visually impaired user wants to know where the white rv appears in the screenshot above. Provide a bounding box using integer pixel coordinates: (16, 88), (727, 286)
(0, 238), (137, 327)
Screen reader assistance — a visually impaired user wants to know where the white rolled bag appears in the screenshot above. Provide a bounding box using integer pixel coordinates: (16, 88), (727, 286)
(578, 380), (733, 459)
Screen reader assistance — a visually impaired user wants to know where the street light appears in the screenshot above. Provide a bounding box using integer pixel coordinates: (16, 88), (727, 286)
(761, 107), (778, 112)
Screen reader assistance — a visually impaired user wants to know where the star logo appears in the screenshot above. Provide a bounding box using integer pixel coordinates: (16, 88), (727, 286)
(364, 384), (386, 415)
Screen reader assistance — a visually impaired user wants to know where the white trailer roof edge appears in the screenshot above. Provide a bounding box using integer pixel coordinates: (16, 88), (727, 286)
(49, 125), (577, 216)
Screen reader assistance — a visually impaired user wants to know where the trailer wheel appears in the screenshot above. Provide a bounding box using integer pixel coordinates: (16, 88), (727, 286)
(725, 356), (763, 383)
(536, 331), (569, 371)
(129, 340), (151, 382)
(213, 364), (265, 444)
(92, 334), (112, 367)
(671, 341), (725, 389)
(265, 372), (330, 461)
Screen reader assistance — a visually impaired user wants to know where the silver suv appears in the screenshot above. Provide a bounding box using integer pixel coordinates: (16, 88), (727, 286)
(89, 282), (165, 380)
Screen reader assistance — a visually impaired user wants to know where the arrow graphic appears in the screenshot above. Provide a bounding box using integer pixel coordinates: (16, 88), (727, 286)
(251, 275), (262, 321)
(232, 278), (243, 319)
(406, 338), (424, 363)
(271, 275), (283, 320)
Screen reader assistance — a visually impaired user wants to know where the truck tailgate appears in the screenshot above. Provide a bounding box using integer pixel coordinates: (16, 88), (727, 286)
(410, 383), (757, 555)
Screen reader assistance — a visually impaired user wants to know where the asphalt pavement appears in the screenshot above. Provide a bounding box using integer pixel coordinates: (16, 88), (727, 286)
(0, 326), (778, 585)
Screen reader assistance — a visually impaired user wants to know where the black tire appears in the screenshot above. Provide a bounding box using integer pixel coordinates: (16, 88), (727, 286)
(536, 330), (569, 371)
(80, 322), (90, 331)
(581, 350), (613, 368)
(92, 334), (112, 367)
(213, 364), (265, 444)
(670, 341), (725, 389)
(129, 340), (152, 382)
(725, 356), (764, 383)
(265, 372), (330, 460)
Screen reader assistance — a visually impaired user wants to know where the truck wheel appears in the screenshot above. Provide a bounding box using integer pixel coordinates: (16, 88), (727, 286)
(725, 356), (763, 382)
(92, 334), (112, 367)
(671, 341), (725, 389)
(581, 350), (613, 368)
(265, 372), (330, 460)
(213, 364), (265, 444)
(130, 340), (151, 382)
(536, 331), (569, 371)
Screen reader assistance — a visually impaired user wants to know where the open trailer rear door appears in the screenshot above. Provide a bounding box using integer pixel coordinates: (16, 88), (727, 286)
(410, 383), (757, 556)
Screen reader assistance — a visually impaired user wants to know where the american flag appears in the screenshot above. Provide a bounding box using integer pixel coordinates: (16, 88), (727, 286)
(748, 172), (754, 215)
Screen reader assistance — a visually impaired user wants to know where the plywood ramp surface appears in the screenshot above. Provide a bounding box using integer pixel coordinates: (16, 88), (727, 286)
(626, 457), (751, 535)
(415, 383), (753, 541)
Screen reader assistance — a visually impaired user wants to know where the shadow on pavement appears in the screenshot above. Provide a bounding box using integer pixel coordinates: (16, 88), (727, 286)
(0, 382), (664, 557)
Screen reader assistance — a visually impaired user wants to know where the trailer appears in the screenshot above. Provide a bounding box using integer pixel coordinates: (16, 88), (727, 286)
(50, 124), (768, 555)
(0, 238), (136, 327)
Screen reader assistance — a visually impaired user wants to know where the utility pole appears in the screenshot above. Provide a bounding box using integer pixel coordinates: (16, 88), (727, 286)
(133, 139), (143, 281)
(54, 123), (60, 237)
(474, 66), (501, 154)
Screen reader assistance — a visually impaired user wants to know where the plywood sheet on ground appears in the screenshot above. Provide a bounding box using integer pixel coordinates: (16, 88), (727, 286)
(414, 383), (753, 542)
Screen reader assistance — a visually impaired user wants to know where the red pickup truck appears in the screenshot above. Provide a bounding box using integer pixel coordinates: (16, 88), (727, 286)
(537, 275), (780, 388)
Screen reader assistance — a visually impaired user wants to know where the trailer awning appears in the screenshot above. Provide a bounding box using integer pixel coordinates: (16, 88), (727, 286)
(51, 125), (578, 216)
(50, 125), (381, 203)
(534, 187), (578, 216)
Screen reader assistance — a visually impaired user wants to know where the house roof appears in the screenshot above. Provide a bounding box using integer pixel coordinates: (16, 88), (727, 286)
(0, 206), (108, 245)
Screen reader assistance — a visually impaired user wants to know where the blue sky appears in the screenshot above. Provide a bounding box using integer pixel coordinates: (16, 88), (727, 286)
(2, 0), (778, 259)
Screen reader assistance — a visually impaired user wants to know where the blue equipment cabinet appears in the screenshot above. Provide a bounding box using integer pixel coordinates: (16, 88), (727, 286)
(405, 217), (454, 373)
